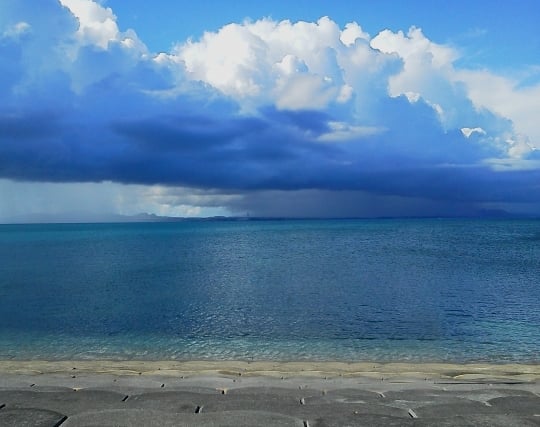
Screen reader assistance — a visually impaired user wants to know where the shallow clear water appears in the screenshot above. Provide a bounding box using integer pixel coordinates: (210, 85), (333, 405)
(0, 219), (539, 362)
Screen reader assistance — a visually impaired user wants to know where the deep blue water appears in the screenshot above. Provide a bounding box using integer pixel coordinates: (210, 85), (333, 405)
(0, 219), (539, 362)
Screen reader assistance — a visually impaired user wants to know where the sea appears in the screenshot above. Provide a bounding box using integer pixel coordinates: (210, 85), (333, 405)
(0, 219), (539, 363)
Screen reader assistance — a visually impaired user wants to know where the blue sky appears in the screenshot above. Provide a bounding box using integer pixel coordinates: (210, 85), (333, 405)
(1, 0), (540, 220)
(106, 0), (540, 70)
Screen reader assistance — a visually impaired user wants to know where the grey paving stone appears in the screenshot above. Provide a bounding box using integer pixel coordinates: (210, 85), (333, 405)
(0, 389), (127, 416)
(304, 388), (382, 404)
(413, 399), (496, 418)
(63, 375), (172, 392)
(382, 388), (497, 415)
(0, 385), (75, 393)
(444, 388), (538, 404)
(310, 413), (414, 427)
(91, 376), (167, 391)
(86, 384), (220, 396)
(192, 387), (408, 420)
(488, 396), (540, 415)
(0, 374), (34, 389)
(1, 376), (538, 426)
(198, 391), (400, 424)
(0, 407), (67, 427)
(0, 373), (121, 391)
(62, 408), (304, 426)
(124, 391), (199, 413)
(412, 414), (540, 426)
(383, 388), (466, 405)
(194, 391), (304, 417)
(190, 410), (305, 427)
(24, 386), (76, 393)
(300, 402), (409, 424)
(170, 377), (245, 390)
(412, 416), (482, 427)
(61, 408), (184, 427)
(226, 386), (308, 399)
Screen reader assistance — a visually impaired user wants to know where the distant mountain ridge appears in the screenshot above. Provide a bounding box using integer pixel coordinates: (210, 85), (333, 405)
(2, 207), (537, 225)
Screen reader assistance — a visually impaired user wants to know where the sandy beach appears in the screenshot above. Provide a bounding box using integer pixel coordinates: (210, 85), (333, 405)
(1, 360), (539, 426)
(1, 359), (539, 382)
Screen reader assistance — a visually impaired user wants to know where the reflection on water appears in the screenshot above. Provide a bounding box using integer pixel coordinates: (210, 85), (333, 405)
(0, 219), (539, 362)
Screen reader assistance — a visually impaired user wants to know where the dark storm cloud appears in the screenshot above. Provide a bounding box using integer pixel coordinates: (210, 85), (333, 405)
(1, 94), (539, 206)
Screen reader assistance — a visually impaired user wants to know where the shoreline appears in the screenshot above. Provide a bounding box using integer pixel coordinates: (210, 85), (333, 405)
(1, 360), (538, 382)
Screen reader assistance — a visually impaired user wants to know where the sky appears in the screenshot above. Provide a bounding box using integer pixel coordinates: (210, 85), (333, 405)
(1, 0), (540, 221)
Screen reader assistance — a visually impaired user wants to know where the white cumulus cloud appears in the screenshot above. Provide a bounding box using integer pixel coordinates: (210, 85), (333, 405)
(174, 17), (382, 110)
(59, 0), (145, 52)
(456, 69), (540, 149)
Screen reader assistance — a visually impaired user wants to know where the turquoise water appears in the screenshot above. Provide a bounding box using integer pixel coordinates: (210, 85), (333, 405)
(0, 219), (539, 362)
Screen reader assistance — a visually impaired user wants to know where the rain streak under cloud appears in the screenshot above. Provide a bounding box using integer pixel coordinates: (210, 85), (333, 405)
(1, 0), (540, 220)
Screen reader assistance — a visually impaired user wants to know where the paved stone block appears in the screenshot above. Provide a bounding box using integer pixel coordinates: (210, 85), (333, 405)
(124, 391), (198, 413)
(304, 388), (383, 404)
(0, 386), (74, 393)
(0, 389), (127, 416)
(488, 396), (540, 416)
(301, 402), (410, 424)
(310, 413), (414, 427)
(0, 373), (538, 426)
(412, 414), (540, 426)
(413, 399), (496, 418)
(62, 408), (185, 427)
(226, 386), (308, 399)
(192, 410), (305, 427)
(191, 387), (407, 420)
(0, 408), (67, 427)
(194, 391), (304, 417)
(445, 388), (538, 405)
(87, 384), (221, 396)
(286, 387), (408, 422)
(0, 374), (33, 389)
(383, 389), (467, 407)
(62, 409), (304, 426)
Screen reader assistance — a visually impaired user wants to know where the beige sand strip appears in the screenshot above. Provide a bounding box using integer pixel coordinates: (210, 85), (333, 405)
(0, 360), (538, 382)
